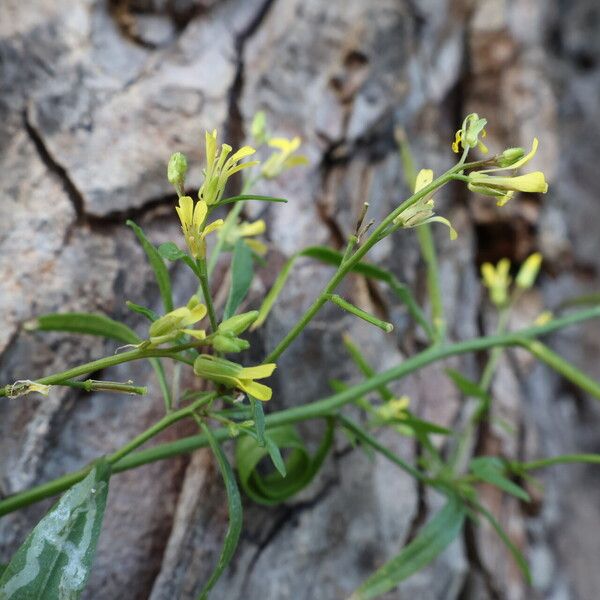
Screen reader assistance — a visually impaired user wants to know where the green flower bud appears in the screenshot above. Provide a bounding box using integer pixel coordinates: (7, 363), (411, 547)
(167, 152), (188, 196)
(218, 310), (259, 335)
(497, 147), (526, 168)
(213, 333), (250, 353)
(251, 111), (268, 145)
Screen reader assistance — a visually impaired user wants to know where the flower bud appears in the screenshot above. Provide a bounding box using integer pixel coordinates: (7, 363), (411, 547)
(516, 252), (542, 289)
(167, 152), (188, 196)
(218, 311), (259, 335)
(213, 333), (251, 353)
(497, 147), (526, 168)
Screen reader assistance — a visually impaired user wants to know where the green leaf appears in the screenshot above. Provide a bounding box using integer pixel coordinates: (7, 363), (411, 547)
(350, 496), (466, 600)
(198, 425), (243, 600)
(0, 460), (111, 600)
(251, 246), (432, 338)
(28, 312), (172, 412)
(469, 457), (530, 502)
(471, 499), (532, 584)
(399, 416), (452, 436)
(215, 194), (288, 206)
(265, 436), (287, 477)
(235, 419), (333, 505)
(251, 397), (266, 447)
(125, 301), (159, 322)
(0, 566), (6, 579)
(445, 368), (488, 401)
(338, 416), (422, 480)
(158, 242), (187, 262)
(28, 313), (138, 344)
(127, 220), (174, 313)
(223, 239), (254, 320)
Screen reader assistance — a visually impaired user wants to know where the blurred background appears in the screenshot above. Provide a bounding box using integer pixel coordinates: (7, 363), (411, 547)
(1, 1), (599, 598)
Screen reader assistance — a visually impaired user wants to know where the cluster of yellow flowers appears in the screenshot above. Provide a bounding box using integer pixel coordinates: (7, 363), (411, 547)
(160, 123), (307, 402)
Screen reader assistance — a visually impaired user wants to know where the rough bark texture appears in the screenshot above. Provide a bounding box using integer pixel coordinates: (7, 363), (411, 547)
(1, 1), (599, 598)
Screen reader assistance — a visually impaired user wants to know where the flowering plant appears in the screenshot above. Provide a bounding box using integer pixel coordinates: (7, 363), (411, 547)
(1, 113), (599, 600)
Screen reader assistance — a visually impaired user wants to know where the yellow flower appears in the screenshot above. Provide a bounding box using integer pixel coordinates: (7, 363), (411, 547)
(223, 218), (268, 255)
(481, 258), (512, 307)
(394, 169), (457, 239)
(193, 355), (277, 401)
(468, 172), (548, 204)
(175, 195), (224, 258)
(452, 113), (488, 154)
(376, 396), (410, 421)
(148, 295), (207, 346)
(467, 138), (548, 205)
(534, 310), (553, 326)
(199, 130), (259, 206)
(261, 136), (309, 179)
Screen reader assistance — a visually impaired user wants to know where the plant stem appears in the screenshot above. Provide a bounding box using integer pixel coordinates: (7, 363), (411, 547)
(196, 257), (218, 331)
(0, 341), (205, 398)
(416, 224), (445, 342)
(265, 167), (465, 362)
(0, 393), (215, 516)
(3, 306), (598, 515)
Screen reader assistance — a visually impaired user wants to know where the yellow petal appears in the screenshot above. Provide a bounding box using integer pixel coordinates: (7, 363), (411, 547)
(451, 130), (462, 153)
(226, 160), (260, 177)
(238, 363), (277, 380)
(205, 130), (217, 170)
(176, 195), (194, 226)
(238, 380), (273, 401)
(414, 169), (434, 193)
(201, 219), (224, 239)
(191, 199), (207, 230)
(481, 263), (496, 287)
(245, 239), (268, 255)
(238, 219), (266, 237)
(182, 328), (206, 340)
(229, 145), (256, 163)
(268, 137), (294, 151)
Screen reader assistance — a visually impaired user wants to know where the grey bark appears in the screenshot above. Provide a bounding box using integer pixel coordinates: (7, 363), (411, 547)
(1, 0), (599, 598)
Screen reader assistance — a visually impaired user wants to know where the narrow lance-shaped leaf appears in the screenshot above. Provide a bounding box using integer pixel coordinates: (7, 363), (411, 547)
(127, 220), (174, 313)
(350, 496), (466, 600)
(223, 239), (254, 320)
(469, 457), (530, 502)
(198, 425), (243, 600)
(471, 499), (532, 584)
(0, 460), (111, 600)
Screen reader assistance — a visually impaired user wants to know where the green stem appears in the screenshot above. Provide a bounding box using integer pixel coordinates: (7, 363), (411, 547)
(521, 454), (600, 471)
(207, 176), (256, 278)
(326, 294), (393, 333)
(196, 257), (218, 331)
(0, 393), (215, 516)
(520, 338), (600, 400)
(0, 341), (205, 398)
(265, 165), (470, 363)
(61, 379), (147, 396)
(416, 224), (445, 342)
(3, 306), (598, 515)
